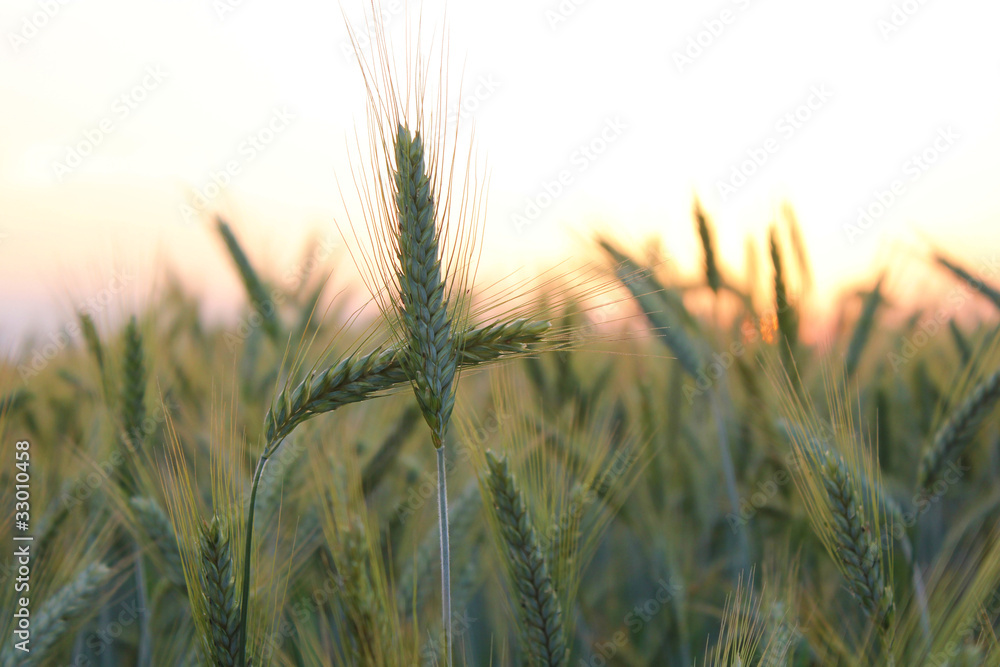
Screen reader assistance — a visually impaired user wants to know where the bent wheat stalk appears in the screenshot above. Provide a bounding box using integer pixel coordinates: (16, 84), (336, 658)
(237, 318), (549, 663)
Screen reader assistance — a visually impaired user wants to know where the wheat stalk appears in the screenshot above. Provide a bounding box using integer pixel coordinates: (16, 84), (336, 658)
(236, 318), (551, 664)
(398, 480), (482, 614)
(388, 121), (464, 660)
(918, 365), (1000, 488)
(485, 450), (567, 666)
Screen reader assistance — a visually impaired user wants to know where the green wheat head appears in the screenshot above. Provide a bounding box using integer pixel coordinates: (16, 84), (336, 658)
(392, 123), (459, 448)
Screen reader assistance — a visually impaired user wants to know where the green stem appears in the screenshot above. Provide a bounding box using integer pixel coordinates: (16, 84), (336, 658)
(238, 453), (268, 666)
(437, 445), (452, 666)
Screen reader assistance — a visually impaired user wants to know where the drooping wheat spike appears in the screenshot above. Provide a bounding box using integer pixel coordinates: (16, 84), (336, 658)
(216, 216), (281, 342)
(238, 319), (551, 664)
(917, 365), (1000, 487)
(19, 563), (111, 667)
(935, 252), (1000, 312)
(598, 238), (702, 378)
(845, 276), (883, 378)
(770, 228), (798, 378)
(199, 515), (241, 667)
(130, 496), (186, 588)
(485, 450), (567, 666)
(821, 451), (895, 633)
(694, 199), (722, 294)
(263, 319), (550, 454)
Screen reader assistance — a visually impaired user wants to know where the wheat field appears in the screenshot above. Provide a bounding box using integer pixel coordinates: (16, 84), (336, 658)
(3, 7), (1000, 667)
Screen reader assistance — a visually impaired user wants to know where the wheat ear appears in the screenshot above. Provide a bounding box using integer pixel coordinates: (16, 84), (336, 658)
(694, 199), (722, 294)
(599, 239), (702, 377)
(918, 365), (1000, 487)
(78, 311), (111, 400)
(200, 516), (241, 666)
(822, 451), (895, 633)
(485, 450), (567, 666)
(263, 319), (549, 450)
(770, 228), (798, 380)
(845, 276), (883, 378)
(216, 216), (281, 342)
(118, 315), (147, 493)
(393, 124), (459, 448)
(935, 252), (1000, 312)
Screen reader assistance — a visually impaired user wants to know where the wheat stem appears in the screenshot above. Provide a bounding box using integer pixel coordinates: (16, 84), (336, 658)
(437, 446), (452, 659)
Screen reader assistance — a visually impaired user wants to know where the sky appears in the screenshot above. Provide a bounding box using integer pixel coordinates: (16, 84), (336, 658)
(1, 0), (999, 350)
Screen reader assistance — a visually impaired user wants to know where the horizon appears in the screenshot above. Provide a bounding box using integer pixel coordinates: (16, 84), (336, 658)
(2, 0), (999, 352)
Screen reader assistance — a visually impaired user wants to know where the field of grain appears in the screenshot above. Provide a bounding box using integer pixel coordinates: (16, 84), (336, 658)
(4, 8), (1000, 667)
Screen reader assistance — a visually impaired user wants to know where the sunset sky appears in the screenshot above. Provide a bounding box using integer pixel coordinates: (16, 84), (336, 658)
(2, 0), (999, 350)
